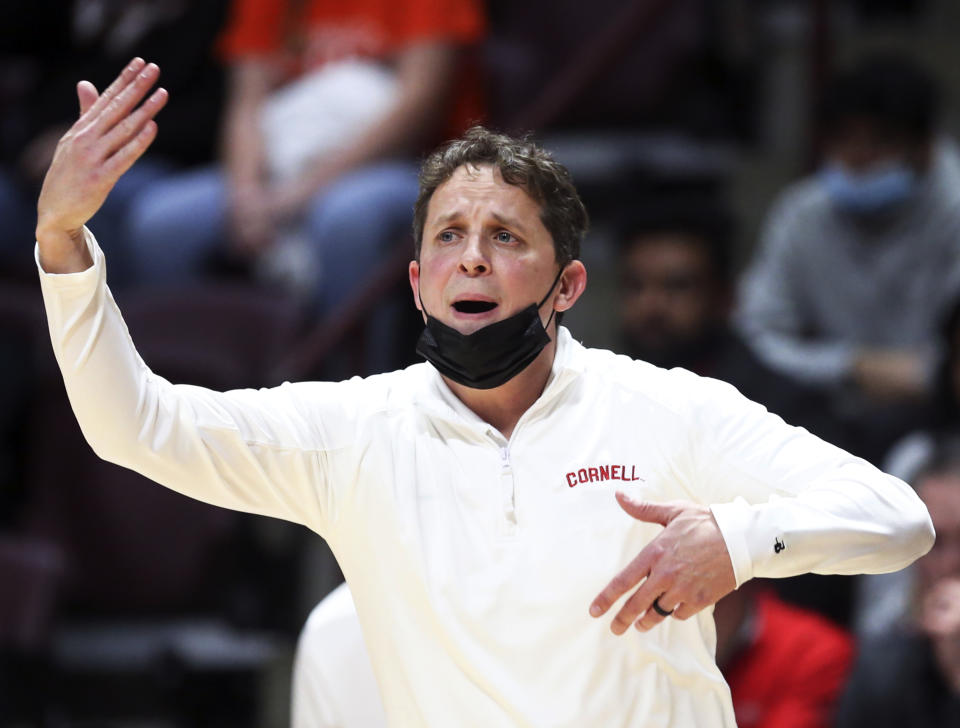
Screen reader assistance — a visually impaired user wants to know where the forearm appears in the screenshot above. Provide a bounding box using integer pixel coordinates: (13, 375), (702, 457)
(712, 458), (934, 586)
(221, 60), (272, 190)
(684, 372), (935, 587)
(37, 229), (328, 527)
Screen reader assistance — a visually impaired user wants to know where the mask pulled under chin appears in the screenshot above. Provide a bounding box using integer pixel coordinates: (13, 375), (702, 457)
(415, 269), (563, 390)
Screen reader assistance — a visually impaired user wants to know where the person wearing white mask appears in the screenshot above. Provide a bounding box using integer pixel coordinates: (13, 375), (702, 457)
(737, 53), (960, 466)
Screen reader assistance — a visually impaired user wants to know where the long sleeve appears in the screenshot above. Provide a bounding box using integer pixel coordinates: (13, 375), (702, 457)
(37, 228), (362, 536)
(734, 190), (856, 387)
(670, 371), (936, 587)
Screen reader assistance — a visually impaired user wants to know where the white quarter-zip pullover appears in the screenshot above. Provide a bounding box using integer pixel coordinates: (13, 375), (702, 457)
(39, 231), (934, 728)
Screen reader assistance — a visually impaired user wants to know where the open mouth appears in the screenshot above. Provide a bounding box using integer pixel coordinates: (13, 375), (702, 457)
(453, 300), (498, 314)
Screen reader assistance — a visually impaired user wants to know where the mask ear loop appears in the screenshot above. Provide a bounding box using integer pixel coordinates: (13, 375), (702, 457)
(538, 265), (567, 331)
(416, 267), (431, 318)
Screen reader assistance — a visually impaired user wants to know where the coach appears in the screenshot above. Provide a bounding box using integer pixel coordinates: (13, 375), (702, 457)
(34, 61), (933, 727)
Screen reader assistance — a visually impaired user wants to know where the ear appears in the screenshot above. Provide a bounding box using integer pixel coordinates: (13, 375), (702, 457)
(408, 260), (423, 313)
(553, 260), (587, 314)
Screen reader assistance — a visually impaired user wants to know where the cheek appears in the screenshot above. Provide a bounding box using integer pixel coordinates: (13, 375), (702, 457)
(417, 257), (454, 299)
(672, 294), (711, 326)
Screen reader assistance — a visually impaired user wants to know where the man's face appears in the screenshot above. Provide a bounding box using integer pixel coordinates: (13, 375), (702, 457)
(917, 473), (960, 592)
(619, 235), (720, 365)
(410, 164), (561, 335)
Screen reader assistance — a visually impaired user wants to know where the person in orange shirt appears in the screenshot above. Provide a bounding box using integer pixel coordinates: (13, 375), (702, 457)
(126, 0), (485, 370)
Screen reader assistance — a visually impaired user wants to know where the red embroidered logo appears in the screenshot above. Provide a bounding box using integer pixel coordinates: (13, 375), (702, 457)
(566, 465), (644, 488)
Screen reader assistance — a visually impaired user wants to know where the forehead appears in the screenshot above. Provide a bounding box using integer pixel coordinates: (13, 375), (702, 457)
(426, 164), (541, 224)
(624, 234), (713, 271)
(829, 117), (913, 149)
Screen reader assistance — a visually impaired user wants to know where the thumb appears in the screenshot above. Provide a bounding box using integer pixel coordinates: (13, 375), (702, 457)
(615, 492), (680, 525)
(77, 80), (99, 117)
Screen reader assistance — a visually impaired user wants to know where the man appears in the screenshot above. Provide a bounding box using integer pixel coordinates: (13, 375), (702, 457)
(618, 203), (734, 371)
(285, 207), (858, 727)
(836, 444), (960, 727)
(736, 54), (960, 463)
(35, 61), (933, 727)
(617, 203), (837, 441)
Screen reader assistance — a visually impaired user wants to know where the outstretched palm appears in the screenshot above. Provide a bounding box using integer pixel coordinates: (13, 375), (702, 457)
(36, 58), (168, 244)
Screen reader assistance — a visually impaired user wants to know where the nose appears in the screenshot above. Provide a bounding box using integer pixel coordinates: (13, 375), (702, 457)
(458, 234), (489, 276)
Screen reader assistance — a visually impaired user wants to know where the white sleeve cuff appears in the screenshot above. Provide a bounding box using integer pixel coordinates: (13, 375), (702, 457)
(34, 226), (102, 284)
(709, 498), (755, 588)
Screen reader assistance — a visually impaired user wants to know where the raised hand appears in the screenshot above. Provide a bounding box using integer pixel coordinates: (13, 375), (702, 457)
(35, 58), (168, 272)
(589, 492), (737, 635)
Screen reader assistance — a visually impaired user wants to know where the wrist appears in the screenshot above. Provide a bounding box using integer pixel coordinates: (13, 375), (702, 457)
(35, 222), (93, 273)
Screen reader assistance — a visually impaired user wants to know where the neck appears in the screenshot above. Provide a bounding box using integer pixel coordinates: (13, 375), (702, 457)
(443, 335), (558, 440)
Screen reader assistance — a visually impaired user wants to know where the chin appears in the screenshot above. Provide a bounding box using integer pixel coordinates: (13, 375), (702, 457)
(451, 320), (490, 335)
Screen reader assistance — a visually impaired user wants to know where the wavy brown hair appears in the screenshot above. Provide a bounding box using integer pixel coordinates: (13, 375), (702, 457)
(412, 126), (588, 263)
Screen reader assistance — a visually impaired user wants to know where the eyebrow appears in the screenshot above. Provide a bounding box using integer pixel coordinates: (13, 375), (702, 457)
(491, 211), (530, 235)
(430, 210), (531, 235)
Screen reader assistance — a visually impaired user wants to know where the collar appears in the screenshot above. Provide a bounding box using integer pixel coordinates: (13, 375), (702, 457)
(415, 326), (585, 435)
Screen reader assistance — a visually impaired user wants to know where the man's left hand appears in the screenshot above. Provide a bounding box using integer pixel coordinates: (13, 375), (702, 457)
(589, 492), (737, 635)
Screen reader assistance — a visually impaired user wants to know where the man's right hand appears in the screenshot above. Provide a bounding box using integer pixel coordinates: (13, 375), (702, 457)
(35, 58), (167, 273)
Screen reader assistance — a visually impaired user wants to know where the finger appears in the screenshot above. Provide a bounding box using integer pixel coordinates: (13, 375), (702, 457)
(103, 120), (159, 180)
(669, 601), (697, 621)
(589, 548), (656, 619)
(94, 62), (161, 134)
(633, 586), (684, 632)
(609, 574), (665, 634)
(82, 57), (146, 122)
(100, 87), (168, 157)
(615, 492), (682, 526)
(77, 81), (99, 116)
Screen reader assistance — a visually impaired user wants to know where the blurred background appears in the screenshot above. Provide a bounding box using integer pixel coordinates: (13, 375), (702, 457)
(3, 0), (960, 726)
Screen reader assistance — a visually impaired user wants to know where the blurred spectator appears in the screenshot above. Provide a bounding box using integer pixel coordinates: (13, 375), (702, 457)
(0, 0), (229, 282)
(714, 581), (854, 728)
(883, 296), (960, 480)
(124, 0), (485, 327)
(836, 446), (960, 727)
(855, 301), (960, 637)
(291, 582), (386, 728)
(736, 53), (960, 464)
(617, 201), (838, 440)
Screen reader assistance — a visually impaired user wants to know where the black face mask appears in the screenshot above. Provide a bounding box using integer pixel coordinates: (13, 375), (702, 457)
(415, 268), (564, 390)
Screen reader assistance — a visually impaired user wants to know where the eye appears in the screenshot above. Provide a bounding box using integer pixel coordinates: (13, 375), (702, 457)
(495, 230), (517, 244)
(438, 230), (457, 243)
